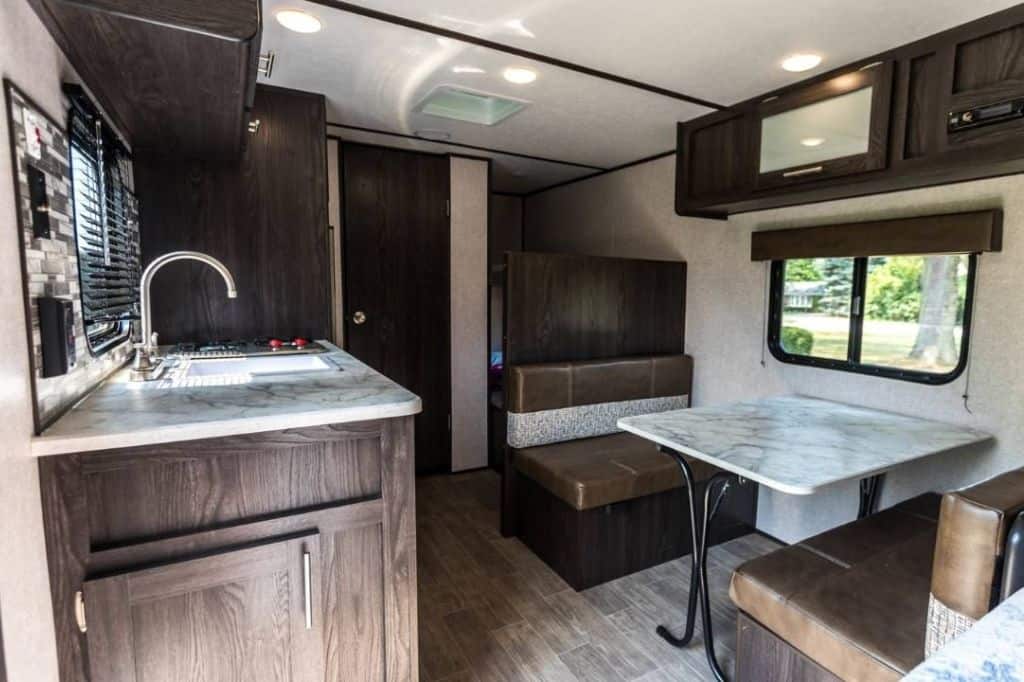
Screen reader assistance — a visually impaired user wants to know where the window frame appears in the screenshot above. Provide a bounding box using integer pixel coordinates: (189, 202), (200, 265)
(66, 85), (139, 356)
(766, 253), (978, 385)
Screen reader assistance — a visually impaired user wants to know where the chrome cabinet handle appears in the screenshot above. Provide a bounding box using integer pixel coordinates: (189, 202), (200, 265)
(351, 311), (367, 325)
(782, 165), (825, 178)
(303, 551), (312, 630)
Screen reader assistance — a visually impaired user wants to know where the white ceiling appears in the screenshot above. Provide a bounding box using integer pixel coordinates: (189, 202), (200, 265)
(259, 0), (1021, 193)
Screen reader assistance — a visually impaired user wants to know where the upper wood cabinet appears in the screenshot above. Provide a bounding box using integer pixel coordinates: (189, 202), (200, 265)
(676, 5), (1024, 218)
(753, 62), (893, 190)
(27, 0), (261, 160)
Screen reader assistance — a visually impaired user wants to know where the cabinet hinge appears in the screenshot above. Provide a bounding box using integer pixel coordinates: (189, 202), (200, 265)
(448, 414), (452, 430)
(75, 590), (87, 633)
(445, 199), (450, 217)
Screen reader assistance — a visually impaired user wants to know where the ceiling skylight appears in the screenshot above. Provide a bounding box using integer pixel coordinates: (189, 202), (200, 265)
(415, 86), (528, 126)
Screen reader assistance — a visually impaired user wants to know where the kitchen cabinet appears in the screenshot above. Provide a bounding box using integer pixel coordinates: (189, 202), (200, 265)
(84, 534), (325, 682)
(753, 62), (893, 190)
(39, 418), (417, 682)
(676, 5), (1024, 217)
(27, 0), (261, 159)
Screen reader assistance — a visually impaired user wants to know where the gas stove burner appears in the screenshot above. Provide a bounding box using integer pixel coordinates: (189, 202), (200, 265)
(172, 337), (326, 358)
(198, 340), (245, 353)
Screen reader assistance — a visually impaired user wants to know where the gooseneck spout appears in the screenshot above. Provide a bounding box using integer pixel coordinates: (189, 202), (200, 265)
(132, 251), (237, 380)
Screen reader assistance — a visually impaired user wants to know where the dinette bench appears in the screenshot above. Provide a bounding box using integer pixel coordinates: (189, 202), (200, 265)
(499, 354), (757, 590)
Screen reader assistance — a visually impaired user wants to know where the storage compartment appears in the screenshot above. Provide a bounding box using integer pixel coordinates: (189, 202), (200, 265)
(674, 6), (1024, 217)
(754, 62), (893, 190)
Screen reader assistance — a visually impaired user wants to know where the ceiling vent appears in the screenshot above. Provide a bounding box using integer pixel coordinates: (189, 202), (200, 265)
(414, 86), (528, 126)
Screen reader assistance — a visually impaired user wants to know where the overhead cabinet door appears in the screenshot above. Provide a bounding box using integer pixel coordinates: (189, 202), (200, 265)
(83, 533), (324, 682)
(754, 61), (894, 189)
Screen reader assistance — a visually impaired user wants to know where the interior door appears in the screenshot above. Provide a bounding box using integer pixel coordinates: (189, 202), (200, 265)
(83, 533), (324, 682)
(342, 143), (451, 475)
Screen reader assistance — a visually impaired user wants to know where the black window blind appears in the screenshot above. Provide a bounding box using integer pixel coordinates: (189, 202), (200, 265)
(66, 85), (140, 347)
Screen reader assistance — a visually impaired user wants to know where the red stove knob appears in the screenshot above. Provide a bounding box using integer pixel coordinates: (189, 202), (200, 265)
(293, 337), (309, 348)
(268, 338), (284, 349)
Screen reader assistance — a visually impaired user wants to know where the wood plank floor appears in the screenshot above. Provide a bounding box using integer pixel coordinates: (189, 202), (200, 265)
(416, 470), (782, 681)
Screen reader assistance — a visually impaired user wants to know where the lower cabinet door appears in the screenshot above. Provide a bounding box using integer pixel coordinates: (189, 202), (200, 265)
(83, 532), (324, 682)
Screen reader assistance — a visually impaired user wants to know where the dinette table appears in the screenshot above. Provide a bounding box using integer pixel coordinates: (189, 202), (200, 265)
(617, 395), (992, 682)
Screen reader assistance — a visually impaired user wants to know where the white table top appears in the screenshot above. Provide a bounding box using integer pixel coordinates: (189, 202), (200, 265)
(903, 588), (1024, 681)
(618, 395), (991, 495)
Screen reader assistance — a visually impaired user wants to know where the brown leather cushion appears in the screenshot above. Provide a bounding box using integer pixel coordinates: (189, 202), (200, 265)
(730, 494), (941, 681)
(507, 355), (693, 413)
(513, 432), (716, 510)
(931, 468), (1024, 620)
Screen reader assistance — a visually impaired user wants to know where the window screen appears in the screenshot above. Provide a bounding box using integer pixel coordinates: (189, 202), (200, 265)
(66, 86), (140, 353)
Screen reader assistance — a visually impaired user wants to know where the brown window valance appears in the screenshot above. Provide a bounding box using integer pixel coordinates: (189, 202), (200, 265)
(751, 209), (1003, 261)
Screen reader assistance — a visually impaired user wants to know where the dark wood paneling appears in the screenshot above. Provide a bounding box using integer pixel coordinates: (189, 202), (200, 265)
(136, 85), (330, 344)
(903, 54), (940, 160)
(28, 0), (259, 159)
(953, 23), (1024, 92)
(750, 209), (1003, 261)
(341, 143), (451, 475)
(39, 417), (418, 682)
(504, 252), (686, 367)
(517, 474), (756, 590)
(685, 113), (752, 202)
(737, 612), (841, 682)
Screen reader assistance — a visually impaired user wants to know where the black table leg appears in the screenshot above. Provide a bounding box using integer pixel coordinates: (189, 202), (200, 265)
(657, 447), (735, 682)
(857, 474), (885, 519)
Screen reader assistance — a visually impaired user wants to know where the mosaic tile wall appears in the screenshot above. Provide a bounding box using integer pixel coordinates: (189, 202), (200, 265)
(7, 85), (132, 429)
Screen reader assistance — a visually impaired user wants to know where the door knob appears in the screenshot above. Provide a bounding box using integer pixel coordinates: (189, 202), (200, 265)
(351, 311), (367, 325)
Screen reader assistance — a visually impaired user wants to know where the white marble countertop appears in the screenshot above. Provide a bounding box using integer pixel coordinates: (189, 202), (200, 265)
(903, 588), (1024, 681)
(31, 342), (421, 457)
(618, 395), (992, 495)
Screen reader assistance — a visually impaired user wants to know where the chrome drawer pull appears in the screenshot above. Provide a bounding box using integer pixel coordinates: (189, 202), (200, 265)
(782, 165), (825, 178)
(303, 551), (312, 630)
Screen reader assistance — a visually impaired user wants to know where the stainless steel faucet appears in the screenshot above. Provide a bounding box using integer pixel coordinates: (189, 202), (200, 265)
(132, 251), (238, 381)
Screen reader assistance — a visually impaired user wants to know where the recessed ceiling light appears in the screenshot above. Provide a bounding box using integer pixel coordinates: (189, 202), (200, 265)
(275, 9), (322, 33)
(453, 65), (486, 74)
(800, 137), (826, 147)
(781, 53), (822, 72)
(503, 67), (537, 84)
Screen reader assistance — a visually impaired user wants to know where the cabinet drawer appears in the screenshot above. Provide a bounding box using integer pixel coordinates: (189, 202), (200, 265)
(80, 423), (383, 548)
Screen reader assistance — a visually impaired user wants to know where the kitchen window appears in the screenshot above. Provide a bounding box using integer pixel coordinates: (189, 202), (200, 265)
(66, 85), (140, 354)
(767, 253), (976, 383)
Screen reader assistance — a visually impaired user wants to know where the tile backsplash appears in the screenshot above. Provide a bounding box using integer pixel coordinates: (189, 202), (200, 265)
(7, 83), (132, 430)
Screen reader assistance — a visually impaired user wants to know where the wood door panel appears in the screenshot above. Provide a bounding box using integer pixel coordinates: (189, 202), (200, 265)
(322, 523), (386, 682)
(84, 534), (324, 682)
(342, 144), (451, 474)
(135, 85), (329, 344)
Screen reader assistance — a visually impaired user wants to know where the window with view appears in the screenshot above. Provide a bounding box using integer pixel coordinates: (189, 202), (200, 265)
(768, 253), (975, 383)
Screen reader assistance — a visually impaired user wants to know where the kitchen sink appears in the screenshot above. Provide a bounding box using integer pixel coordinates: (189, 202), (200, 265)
(184, 354), (338, 378)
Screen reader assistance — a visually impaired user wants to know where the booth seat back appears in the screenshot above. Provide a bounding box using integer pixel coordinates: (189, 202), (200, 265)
(926, 467), (1024, 655)
(506, 354), (692, 449)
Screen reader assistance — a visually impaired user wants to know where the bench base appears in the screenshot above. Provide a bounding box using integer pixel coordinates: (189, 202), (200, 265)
(737, 612), (840, 682)
(516, 473), (757, 590)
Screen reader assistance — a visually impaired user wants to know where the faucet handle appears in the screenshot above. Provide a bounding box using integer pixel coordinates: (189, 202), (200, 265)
(150, 332), (159, 349)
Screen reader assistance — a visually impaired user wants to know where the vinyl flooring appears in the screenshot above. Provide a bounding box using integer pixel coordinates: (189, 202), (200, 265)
(416, 470), (782, 681)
